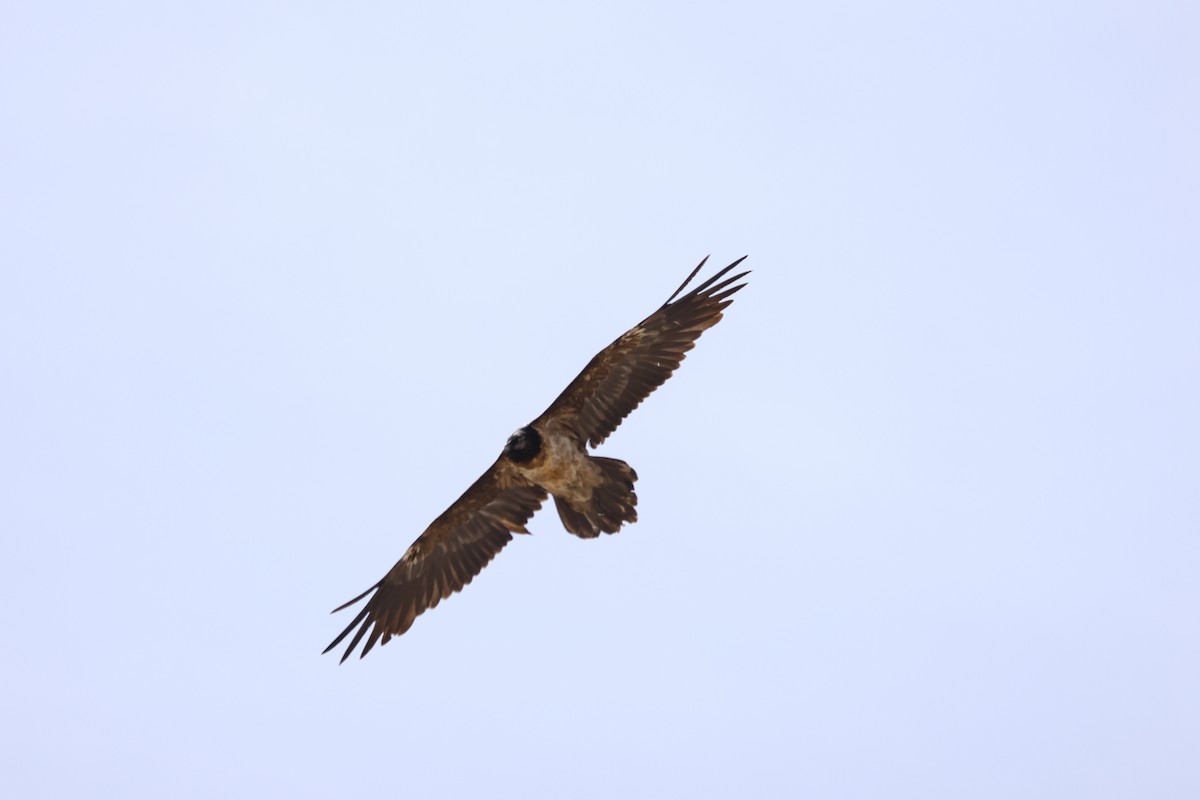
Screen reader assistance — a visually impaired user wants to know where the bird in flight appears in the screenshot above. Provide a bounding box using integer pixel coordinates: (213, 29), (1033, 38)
(324, 255), (749, 661)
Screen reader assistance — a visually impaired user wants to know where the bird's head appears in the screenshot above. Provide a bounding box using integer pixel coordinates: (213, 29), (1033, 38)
(503, 425), (542, 464)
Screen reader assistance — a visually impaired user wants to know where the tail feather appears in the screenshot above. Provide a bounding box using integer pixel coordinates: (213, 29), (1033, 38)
(555, 457), (638, 539)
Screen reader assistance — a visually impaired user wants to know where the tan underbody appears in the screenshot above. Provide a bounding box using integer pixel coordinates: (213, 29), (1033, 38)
(520, 425), (601, 504)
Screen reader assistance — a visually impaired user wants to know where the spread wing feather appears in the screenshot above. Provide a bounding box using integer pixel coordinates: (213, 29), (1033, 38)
(323, 460), (546, 662)
(536, 255), (750, 447)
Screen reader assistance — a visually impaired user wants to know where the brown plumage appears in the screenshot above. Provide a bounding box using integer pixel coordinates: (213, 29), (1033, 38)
(324, 256), (749, 661)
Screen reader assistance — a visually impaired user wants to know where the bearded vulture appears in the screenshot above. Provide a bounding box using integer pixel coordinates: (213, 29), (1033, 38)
(324, 256), (749, 661)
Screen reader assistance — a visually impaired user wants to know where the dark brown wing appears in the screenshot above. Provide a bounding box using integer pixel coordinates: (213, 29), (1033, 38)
(536, 256), (749, 447)
(324, 459), (547, 662)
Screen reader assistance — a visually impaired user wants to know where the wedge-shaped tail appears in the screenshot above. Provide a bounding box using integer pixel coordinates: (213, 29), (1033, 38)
(554, 456), (638, 539)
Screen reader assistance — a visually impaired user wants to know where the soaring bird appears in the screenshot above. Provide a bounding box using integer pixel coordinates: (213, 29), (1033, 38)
(325, 256), (749, 661)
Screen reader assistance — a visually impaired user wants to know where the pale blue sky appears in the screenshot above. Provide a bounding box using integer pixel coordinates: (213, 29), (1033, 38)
(2, 2), (1197, 798)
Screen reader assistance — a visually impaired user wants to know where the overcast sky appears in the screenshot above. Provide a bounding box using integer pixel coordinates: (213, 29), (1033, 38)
(2, 2), (1197, 798)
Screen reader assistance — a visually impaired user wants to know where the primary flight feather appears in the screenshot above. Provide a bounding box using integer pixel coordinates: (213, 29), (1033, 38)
(325, 255), (749, 661)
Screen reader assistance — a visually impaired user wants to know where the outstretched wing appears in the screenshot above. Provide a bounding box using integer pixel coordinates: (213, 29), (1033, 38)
(324, 459), (547, 662)
(536, 256), (749, 447)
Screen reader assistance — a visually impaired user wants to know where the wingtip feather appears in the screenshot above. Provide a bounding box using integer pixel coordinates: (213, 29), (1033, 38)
(330, 582), (380, 614)
(706, 270), (751, 299)
(663, 256), (711, 307)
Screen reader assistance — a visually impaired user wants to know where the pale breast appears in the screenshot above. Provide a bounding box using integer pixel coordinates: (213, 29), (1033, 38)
(522, 429), (598, 502)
